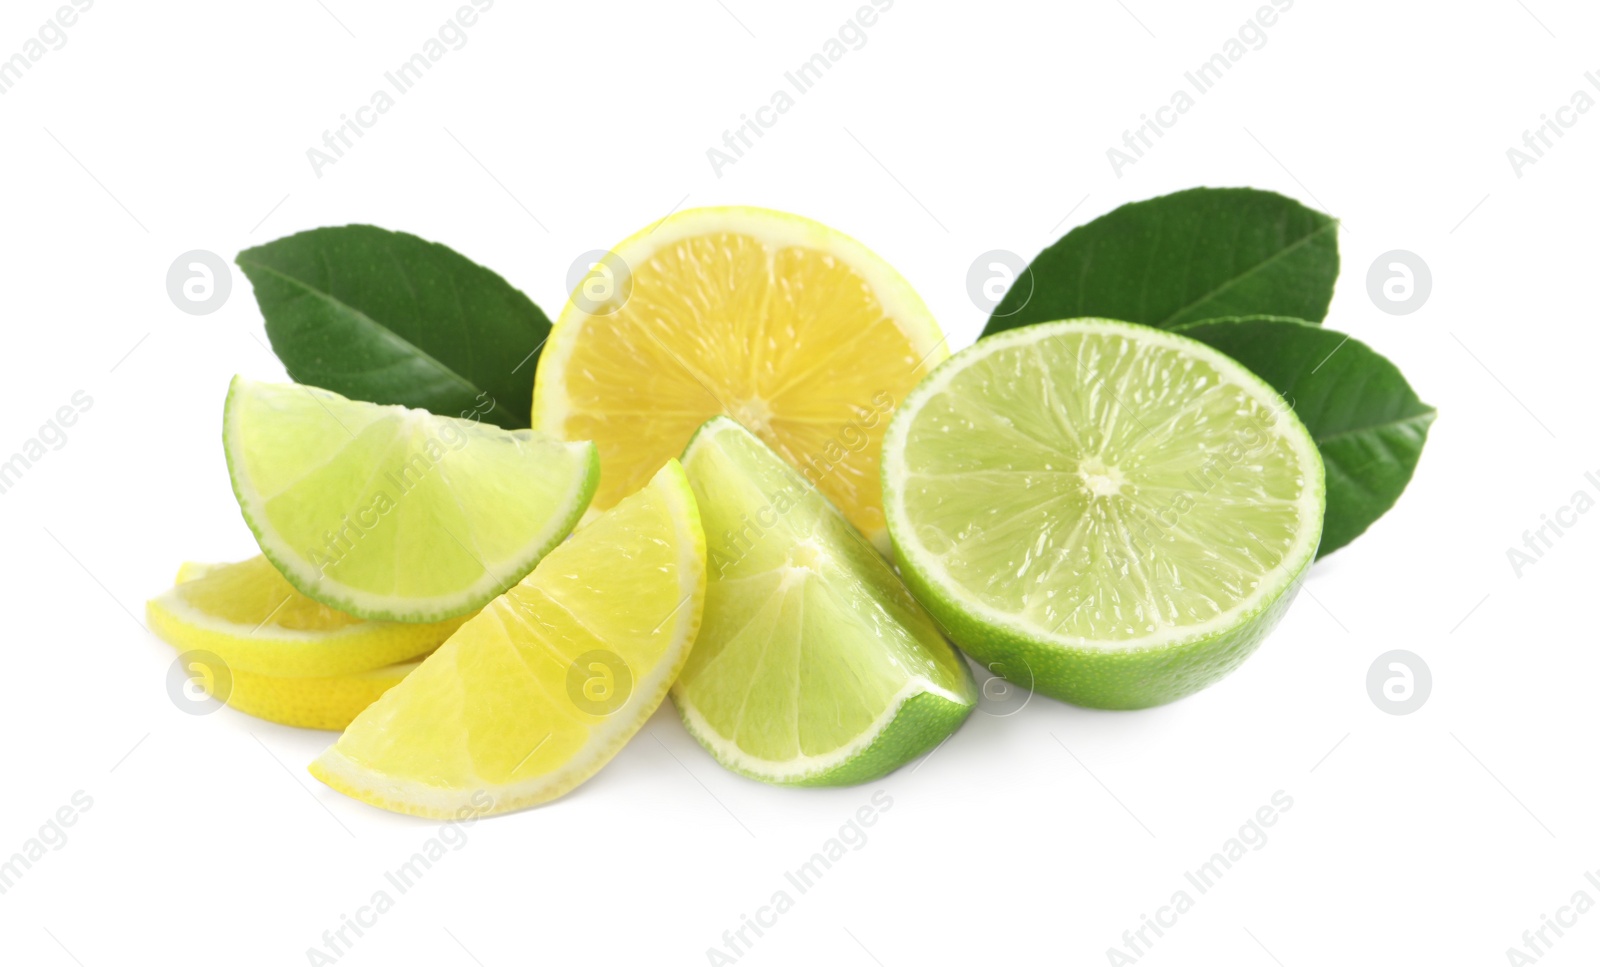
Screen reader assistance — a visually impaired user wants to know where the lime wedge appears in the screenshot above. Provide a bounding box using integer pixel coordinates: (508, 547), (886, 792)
(310, 461), (706, 818)
(674, 417), (975, 786)
(223, 376), (598, 622)
(882, 319), (1325, 709)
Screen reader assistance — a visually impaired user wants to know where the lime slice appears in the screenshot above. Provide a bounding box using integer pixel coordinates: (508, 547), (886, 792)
(673, 417), (975, 786)
(882, 319), (1325, 709)
(148, 556), (467, 677)
(224, 376), (598, 622)
(532, 206), (947, 551)
(310, 461), (706, 818)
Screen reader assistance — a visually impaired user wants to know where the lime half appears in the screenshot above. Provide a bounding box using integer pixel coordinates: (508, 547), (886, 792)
(224, 377), (597, 622)
(674, 417), (975, 785)
(882, 319), (1324, 709)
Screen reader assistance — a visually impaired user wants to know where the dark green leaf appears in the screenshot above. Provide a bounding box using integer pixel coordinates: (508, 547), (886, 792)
(1176, 316), (1435, 556)
(237, 225), (548, 429)
(986, 187), (1339, 336)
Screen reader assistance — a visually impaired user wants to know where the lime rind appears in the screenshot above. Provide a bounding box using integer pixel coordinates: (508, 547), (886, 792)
(894, 540), (1310, 709)
(677, 680), (974, 786)
(223, 376), (600, 623)
(882, 318), (1325, 709)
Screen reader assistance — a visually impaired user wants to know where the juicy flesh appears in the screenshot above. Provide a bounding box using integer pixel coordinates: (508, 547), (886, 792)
(556, 231), (933, 540)
(900, 329), (1312, 641)
(326, 469), (698, 789)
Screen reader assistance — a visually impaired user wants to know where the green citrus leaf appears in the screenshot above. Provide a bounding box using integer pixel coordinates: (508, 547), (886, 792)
(986, 187), (1339, 335)
(237, 225), (548, 429)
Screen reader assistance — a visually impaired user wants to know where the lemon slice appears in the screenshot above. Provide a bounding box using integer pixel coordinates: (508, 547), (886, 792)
(310, 461), (706, 818)
(147, 556), (466, 677)
(224, 376), (598, 622)
(225, 661), (423, 731)
(176, 652), (425, 731)
(532, 206), (946, 551)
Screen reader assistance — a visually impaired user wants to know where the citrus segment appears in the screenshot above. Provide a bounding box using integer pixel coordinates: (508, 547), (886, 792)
(309, 461), (706, 818)
(673, 417), (975, 785)
(223, 376), (597, 622)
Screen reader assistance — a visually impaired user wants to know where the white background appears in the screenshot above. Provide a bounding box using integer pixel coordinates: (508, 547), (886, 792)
(1, 1), (1596, 964)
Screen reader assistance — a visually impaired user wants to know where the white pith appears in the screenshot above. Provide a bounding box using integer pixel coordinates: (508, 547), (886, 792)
(883, 319), (1325, 655)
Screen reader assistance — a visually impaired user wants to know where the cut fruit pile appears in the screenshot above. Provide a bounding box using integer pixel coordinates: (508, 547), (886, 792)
(152, 204), (1337, 820)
